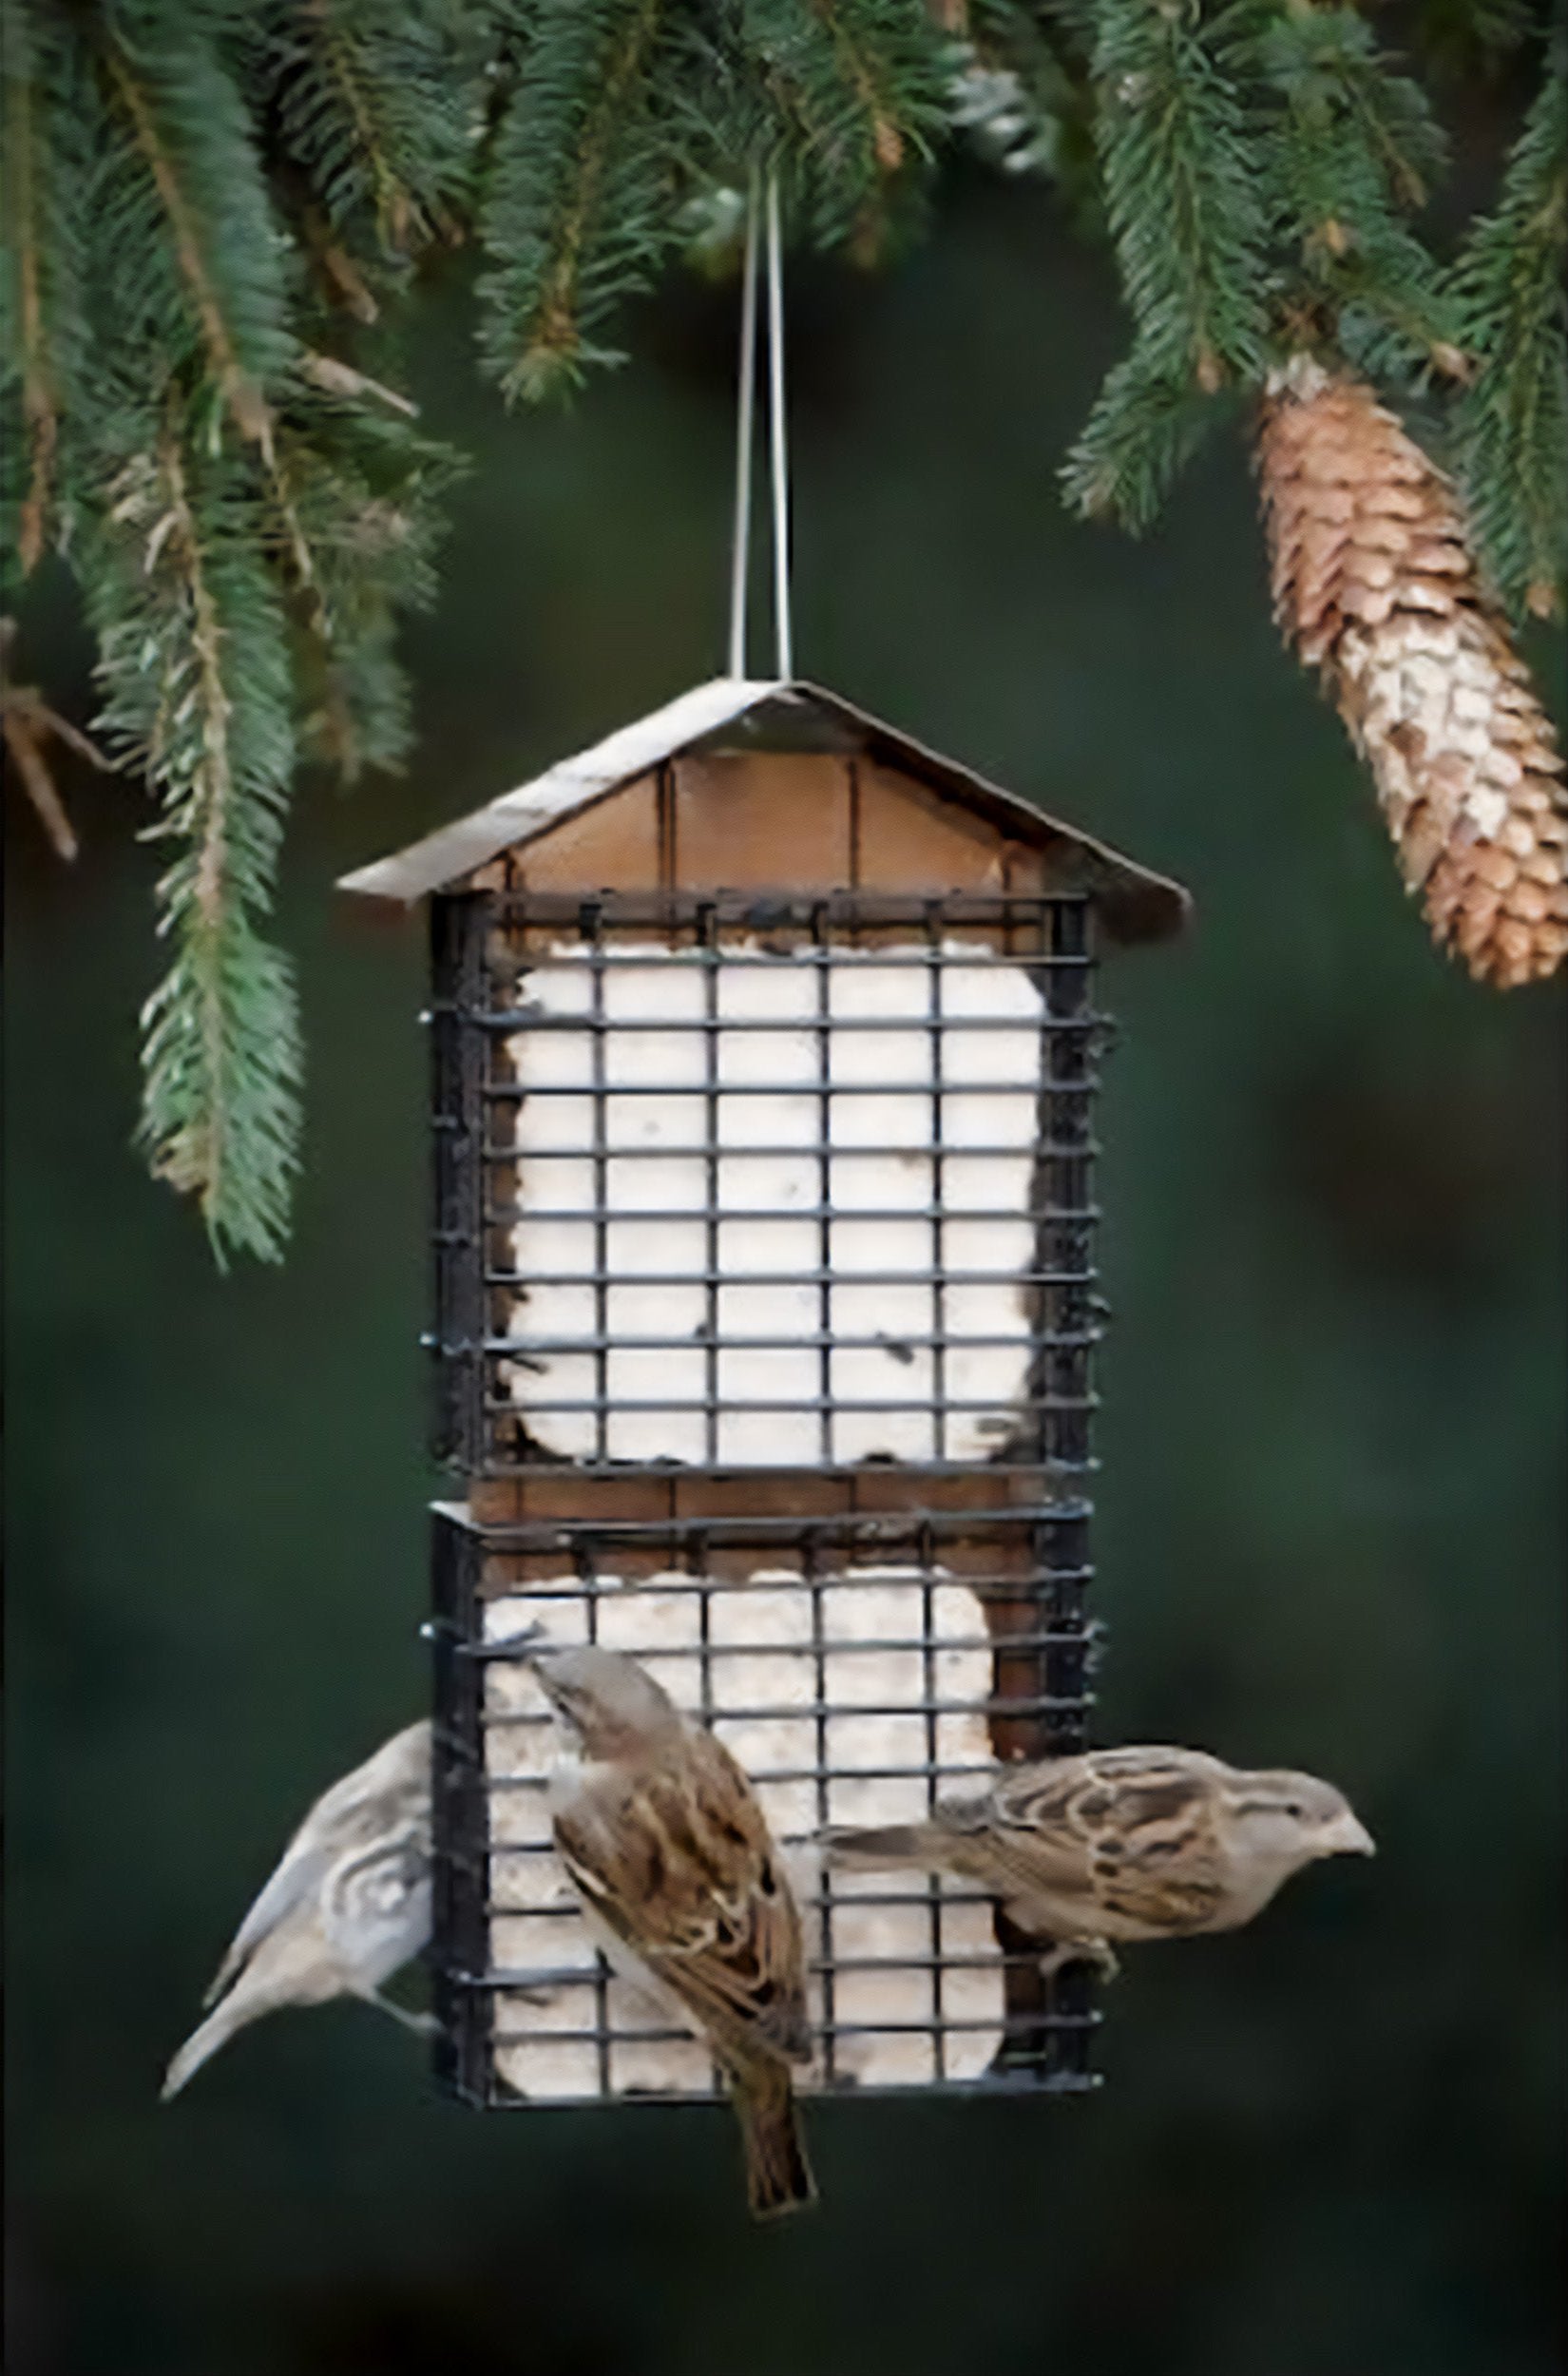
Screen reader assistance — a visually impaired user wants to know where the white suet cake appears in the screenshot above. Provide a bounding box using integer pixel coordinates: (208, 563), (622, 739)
(482, 1567), (1004, 2099)
(505, 940), (1042, 1466)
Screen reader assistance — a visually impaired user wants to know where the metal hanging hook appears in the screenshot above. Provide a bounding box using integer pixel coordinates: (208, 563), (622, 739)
(726, 167), (792, 682)
(764, 170), (793, 680)
(726, 172), (761, 680)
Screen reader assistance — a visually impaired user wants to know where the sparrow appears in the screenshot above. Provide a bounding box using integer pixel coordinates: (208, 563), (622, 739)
(531, 1645), (816, 2218)
(821, 1744), (1374, 1977)
(162, 1719), (433, 2100)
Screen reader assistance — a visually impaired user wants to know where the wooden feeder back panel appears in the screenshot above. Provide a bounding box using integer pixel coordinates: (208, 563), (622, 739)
(466, 749), (1050, 898)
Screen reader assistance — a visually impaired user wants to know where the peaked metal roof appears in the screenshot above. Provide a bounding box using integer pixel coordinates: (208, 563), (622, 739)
(336, 677), (1190, 945)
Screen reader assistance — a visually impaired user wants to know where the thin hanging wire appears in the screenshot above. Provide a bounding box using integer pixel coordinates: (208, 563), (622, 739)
(726, 168), (793, 682)
(726, 174), (761, 680)
(764, 170), (793, 680)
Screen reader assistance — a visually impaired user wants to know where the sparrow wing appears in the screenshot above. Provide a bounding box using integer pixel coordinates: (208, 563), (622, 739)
(202, 1842), (329, 2007)
(321, 1800), (433, 1985)
(555, 1734), (810, 2067)
(202, 1724), (430, 2006)
(1063, 1750), (1230, 1933)
(943, 1760), (1106, 1921)
(949, 1749), (1230, 1939)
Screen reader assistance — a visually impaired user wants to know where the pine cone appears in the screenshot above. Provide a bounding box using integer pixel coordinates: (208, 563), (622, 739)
(1257, 355), (1568, 989)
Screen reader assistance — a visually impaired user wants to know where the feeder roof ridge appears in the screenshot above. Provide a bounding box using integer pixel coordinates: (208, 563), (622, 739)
(336, 676), (1190, 945)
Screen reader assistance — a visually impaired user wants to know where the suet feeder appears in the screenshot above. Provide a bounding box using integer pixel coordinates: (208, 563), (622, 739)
(339, 675), (1189, 2107)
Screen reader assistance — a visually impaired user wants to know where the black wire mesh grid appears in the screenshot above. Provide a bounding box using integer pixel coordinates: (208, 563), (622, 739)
(429, 887), (1107, 1481)
(427, 887), (1108, 2100)
(430, 1502), (1104, 2105)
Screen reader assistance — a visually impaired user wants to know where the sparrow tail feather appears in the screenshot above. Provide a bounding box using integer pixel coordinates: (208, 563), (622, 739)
(161, 1986), (277, 2101)
(733, 2063), (816, 2220)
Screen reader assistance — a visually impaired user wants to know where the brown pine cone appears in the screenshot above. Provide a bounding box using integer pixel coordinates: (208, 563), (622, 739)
(1257, 355), (1568, 989)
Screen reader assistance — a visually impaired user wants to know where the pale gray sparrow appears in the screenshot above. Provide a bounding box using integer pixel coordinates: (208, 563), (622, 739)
(162, 1719), (433, 2099)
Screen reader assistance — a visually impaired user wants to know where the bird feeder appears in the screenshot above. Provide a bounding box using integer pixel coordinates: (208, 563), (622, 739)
(339, 676), (1189, 2109)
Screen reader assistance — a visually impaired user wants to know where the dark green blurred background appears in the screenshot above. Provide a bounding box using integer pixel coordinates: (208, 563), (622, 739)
(6, 148), (1565, 2376)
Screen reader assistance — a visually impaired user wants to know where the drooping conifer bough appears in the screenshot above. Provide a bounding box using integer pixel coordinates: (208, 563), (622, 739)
(1, 4), (1562, 1261)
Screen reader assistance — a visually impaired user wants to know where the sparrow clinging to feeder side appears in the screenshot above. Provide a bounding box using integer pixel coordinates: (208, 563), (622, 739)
(531, 1644), (817, 2219)
(162, 1719), (434, 2100)
(821, 1743), (1374, 1978)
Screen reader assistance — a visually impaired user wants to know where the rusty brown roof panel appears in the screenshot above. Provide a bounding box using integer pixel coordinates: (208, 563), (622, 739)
(336, 678), (1191, 945)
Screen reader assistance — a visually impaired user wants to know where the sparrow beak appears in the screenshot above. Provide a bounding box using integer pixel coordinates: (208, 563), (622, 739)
(527, 1653), (564, 1701)
(526, 1647), (577, 1722)
(1321, 1809), (1376, 1858)
(493, 1618), (545, 1656)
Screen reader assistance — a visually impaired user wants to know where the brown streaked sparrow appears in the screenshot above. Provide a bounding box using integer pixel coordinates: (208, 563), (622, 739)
(532, 1644), (816, 2219)
(162, 1720), (433, 2100)
(821, 1744), (1374, 1976)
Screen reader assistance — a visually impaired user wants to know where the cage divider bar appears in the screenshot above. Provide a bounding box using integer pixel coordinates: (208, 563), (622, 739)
(811, 902), (833, 1467)
(573, 1526), (614, 2098)
(483, 2012), (1096, 2042)
(456, 1510), (1095, 1546)
(481, 1690), (1088, 1725)
(480, 1266), (1106, 1290)
(479, 1072), (1106, 1094)
(468, 1009), (1114, 1034)
(488, 1201), (1103, 1225)
(699, 900), (720, 1469)
(694, 1528), (723, 2102)
(481, 1759), (1022, 1791)
(463, 1627), (1074, 1657)
(468, 2074), (1100, 2106)
(474, 1327), (1102, 1355)
(430, 1510), (492, 2103)
(803, 1524), (836, 2086)
(584, 901), (610, 1470)
(1038, 897), (1100, 2081)
(808, 907), (839, 2084)
(430, 894), (488, 1470)
(479, 1389), (1103, 1415)
(476, 888), (1096, 929)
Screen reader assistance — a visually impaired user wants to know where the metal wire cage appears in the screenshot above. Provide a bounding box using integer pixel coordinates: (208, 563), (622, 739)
(427, 884), (1110, 2102)
(430, 887), (1102, 1481)
(431, 1499), (1103, 2104)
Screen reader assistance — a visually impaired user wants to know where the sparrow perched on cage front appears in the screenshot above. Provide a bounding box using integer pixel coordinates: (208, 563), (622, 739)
(531, 1644), (816, 2218)
(162, 1720), (434, 2100)
(821, 1744), (1373, 1975)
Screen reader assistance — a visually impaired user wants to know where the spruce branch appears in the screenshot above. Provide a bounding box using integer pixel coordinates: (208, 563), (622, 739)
(1448, 44), (1568, 621)
(742, 0), (947, 239)
(3, 13), (58, 572)
(479, 0), (676, 401)
(1087, 0), (1270, 393)
(0, 2), (92, 580)
(2, 0), (1563, 1251)
(267, 376), (460, 778)
(246, 0), (480, 263)
(1062, 0), (1268, 527)
(91, 407), (302, 1263)
(1061, 334), (1220, 527)
(1251, 5), (1461, 384)
(93, 4), (295, 448)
